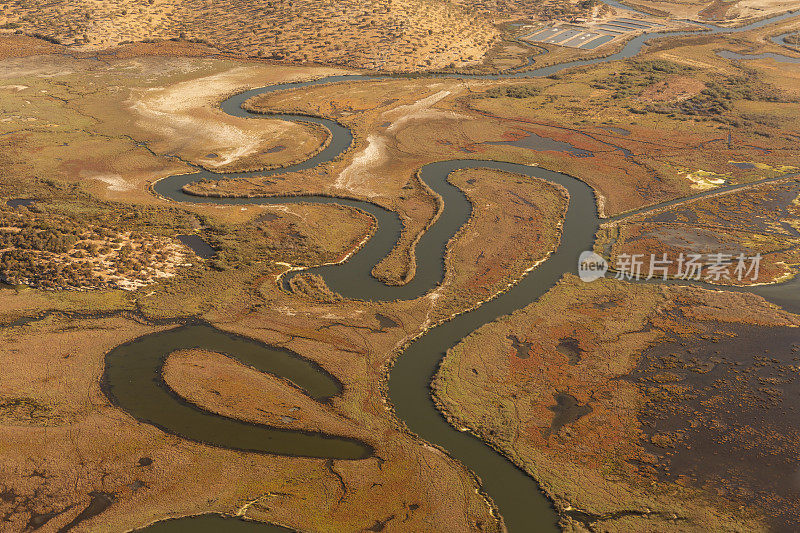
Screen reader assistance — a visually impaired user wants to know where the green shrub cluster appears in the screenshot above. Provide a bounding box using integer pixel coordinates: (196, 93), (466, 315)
(646, 73), (783, 119)
(484, 85), (541, 98)
(591, 60), (694, 100)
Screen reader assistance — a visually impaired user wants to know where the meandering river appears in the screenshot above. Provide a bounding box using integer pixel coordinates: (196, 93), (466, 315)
(123, 8), (800, 532)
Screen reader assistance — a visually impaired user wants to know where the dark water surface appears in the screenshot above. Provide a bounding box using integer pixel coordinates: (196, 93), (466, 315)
(103, 323), (371, 458)
(6, 198), (36, 208)
(176, 235), (217, 259)
(717, 49), (800, 63)
(137, 514), (294, 532)
(629, 323), (800, 532)
(771, 31), (800, 48)
(485, 132), (594, 157)
(600, 125), (631, 136)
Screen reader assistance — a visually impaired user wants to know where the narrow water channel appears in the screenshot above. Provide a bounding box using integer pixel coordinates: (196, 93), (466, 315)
(103, 323), (372, 459)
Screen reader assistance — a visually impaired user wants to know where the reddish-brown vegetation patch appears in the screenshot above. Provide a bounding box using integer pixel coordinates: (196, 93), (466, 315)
(698, 0), (740, 21)
(638, 75), (707, 102)
(607, 178), (800, 284)
(435, 275), (800, 530)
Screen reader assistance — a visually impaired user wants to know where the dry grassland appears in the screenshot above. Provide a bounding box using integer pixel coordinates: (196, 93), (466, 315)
(0, 0), (501, 71)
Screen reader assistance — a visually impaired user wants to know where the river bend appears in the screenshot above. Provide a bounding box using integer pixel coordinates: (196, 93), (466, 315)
(114, 8), (800, 531)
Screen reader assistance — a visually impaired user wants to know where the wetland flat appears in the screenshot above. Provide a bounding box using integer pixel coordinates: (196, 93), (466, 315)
(2, 2), (800, 532)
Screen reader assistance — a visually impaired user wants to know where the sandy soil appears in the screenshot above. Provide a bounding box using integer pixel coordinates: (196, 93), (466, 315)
(129, 65), (342, 172)
(0, 0), (501, 71)
(335, 88), (467, 195)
